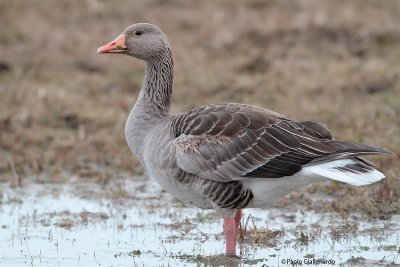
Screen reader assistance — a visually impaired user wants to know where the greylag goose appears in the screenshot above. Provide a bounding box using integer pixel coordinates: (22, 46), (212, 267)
(97, 23), (390, 256)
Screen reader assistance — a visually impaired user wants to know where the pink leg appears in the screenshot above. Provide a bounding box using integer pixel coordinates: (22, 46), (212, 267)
(234, 209), (242, 244)
(223, 210), (242, 256)
(223, 217), (236, 255)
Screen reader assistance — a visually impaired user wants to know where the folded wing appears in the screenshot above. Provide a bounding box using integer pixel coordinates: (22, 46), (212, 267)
(172, 103), (389, 182)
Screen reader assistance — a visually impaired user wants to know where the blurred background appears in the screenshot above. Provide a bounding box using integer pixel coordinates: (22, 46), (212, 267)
(0, 0), (400, 267)
(1, 0), (399, 214)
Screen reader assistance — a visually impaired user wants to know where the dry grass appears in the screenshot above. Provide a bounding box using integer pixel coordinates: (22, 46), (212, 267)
(238, 213), (284, 247)
(0, 0), (399, 215)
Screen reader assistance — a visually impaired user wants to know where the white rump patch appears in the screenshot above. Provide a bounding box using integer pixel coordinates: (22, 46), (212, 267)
(301, 159), (385, 186)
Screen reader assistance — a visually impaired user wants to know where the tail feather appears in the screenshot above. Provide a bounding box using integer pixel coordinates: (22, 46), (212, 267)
(308, 141), (392, 165)
(302, 158), (386, 186)
(336, 141), (392, 155)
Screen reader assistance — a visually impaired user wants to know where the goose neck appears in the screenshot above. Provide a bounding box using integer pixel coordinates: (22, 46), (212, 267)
(137, 49), (174, 116)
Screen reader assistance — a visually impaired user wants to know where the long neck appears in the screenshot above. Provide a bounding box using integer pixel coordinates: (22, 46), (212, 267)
(136, 48), (174, 117)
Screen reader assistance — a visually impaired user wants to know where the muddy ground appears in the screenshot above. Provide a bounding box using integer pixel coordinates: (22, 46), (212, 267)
(1, 181), (399, 266)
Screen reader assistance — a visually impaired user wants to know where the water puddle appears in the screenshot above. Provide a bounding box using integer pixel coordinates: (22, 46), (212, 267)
(0, 180), (399, 266)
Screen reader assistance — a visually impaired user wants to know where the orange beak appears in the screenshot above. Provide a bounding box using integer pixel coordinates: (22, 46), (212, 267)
(97, 34), (127, 54)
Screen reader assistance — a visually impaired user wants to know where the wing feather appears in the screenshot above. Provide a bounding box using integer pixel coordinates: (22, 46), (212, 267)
(172, 103), (389, 182)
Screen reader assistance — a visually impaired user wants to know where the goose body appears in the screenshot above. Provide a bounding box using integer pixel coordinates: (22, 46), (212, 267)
(97, 23), (390, 255)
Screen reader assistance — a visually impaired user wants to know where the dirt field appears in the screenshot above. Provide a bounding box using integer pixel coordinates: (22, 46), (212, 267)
(1, 0), (399, 219)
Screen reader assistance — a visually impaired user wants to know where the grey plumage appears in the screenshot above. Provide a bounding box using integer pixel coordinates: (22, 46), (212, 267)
(172, 103), (389, 182)
(99, 23), (390, 217)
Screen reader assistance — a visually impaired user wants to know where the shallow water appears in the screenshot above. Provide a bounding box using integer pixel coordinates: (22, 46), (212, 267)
(0, 180), (399, 267)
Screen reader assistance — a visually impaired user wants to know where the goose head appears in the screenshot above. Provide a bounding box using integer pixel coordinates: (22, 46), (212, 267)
(97, 23), (170, 61)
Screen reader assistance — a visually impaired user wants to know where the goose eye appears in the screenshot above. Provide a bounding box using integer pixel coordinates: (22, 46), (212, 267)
(134, 31), (142, 36)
